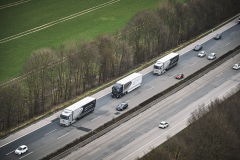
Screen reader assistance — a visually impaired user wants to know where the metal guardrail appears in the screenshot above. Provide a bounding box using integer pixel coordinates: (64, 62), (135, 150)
(49, 46), (240, 160)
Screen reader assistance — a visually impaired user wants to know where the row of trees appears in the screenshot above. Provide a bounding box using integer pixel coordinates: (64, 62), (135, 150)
(1, 0), (240, 132)
(140, 88), (240, 160)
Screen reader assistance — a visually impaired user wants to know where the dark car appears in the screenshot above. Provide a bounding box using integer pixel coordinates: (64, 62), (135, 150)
(214, 33), (221, 40)
(193, 44), (202, 51)
(176, 73), (184, 79)
(116, 102), (128, 111)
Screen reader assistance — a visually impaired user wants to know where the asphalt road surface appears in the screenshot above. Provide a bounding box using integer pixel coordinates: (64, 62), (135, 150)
(65, 53), (240, 160)
(0, 20), (239, 160)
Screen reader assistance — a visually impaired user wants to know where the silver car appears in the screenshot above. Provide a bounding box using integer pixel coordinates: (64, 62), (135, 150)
(159, 121), (169, 129)
(198, 51), (206, 57)
(208, 53), (216, 60)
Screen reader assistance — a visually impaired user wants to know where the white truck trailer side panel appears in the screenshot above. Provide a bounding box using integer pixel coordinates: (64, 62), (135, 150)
(117, 73), (142, 85)
(156, 53), (178, 64)
(65, 97), (95, 112)
(126, 74), (142, 92)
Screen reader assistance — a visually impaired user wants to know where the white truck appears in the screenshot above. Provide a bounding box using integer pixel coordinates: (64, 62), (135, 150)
(112, 73), (142, 98)
(153, 53), (179, 75)
(60, 97), (96, 126)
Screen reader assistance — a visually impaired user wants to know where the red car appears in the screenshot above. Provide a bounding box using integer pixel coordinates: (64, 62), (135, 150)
(176, 73), (184, 79)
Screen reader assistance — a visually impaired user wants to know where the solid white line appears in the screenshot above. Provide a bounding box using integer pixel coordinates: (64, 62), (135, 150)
(91, 115), (102, 121)
(58, 132), (70, 139)
(19, 151), (33, 159)
(122, 117), (189, 160)
(147, 86), (155, 91)
(217, 82), (239, 99)
(0, 121), (51, 148)
(6, 150), (14, 155)
(45, 129), (57, 136)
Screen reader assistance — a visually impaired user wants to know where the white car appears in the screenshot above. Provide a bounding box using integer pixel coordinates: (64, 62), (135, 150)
(198, 51), (206, 57)
(208, 53), (216, 60)
(159, 121), (169, 129)
(15, 145), (28, 155)
(233, 63), (240, 70)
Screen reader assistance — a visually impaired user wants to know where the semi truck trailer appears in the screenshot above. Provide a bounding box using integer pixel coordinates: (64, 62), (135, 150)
(60, 97), (96, 126)
(153, 53), (179, 75)
(112, 73), (142, 98)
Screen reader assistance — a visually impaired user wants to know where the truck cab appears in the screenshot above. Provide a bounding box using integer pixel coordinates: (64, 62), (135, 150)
(60, 110), (73, 126)
(112, 83), (123, 98)
(153, 63), (164, 75)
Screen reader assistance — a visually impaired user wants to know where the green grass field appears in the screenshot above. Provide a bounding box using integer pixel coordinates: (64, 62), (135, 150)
(0, 0), (184, 81)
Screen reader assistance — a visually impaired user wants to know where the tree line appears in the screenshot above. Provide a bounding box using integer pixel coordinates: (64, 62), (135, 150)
(139, 88), (240, 160)
(0, 0), (239, 132)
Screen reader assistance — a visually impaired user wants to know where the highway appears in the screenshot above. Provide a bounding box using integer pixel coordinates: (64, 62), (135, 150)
(0, 19), (239, 160)
(65, 52), (240, 160)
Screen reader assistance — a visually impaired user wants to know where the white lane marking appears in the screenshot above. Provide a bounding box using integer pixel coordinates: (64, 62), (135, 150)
(147, 86), (155, 91)
(218, 82), (240, 98)
(57, 132), (70, 139)
(6, 150), (14, 155)
(231, 31), (235, 34)
(191, 62), (197, 66)
(88, 147), (101, 156)
(19, 151), (33, 159)
(125, 100), (130, 103)
(45, 129), (57, 136)
(91, 115), (102, 121)
(0, 121), (51, 148)
(179, 60), (186, 65)
(121, 130), (132, 137)
(109, 99), (116, 103)
(215, 72), (223, 78)
(197, 84), (205, 90)
(225, 42), (231, 46)
(174, 98), (182, 104)
(170, 74), (176, 78)
(122, 117), (189, 160)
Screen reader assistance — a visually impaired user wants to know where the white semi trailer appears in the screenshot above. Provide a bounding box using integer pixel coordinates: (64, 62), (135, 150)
(60, 97), (96, 126)
(112, 73), (142, 98)
(153, 53), (179, 75)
